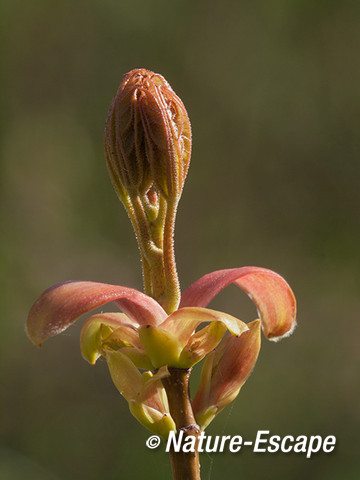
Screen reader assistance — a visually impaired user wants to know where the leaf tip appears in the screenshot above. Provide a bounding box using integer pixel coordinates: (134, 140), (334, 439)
(267, 318), (297, 342)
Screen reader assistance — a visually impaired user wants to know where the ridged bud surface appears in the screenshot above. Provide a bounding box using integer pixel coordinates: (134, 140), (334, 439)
(105, 68), (191, 200)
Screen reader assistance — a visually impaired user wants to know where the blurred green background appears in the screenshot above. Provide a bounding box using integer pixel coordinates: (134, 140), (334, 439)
(1, 0), (359, 479)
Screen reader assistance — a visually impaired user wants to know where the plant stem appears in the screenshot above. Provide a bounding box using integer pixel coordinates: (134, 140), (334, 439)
(163, 368), (201, 480)
(129, 193), (180, 314)
(131, 194), (165, 299)
(161, 198), (181, 314)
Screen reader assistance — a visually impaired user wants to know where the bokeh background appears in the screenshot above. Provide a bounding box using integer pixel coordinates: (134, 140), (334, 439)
(1, 0), (359, 479)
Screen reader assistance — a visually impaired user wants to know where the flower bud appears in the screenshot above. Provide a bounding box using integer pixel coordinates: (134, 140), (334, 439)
(105, 68), (191, 201)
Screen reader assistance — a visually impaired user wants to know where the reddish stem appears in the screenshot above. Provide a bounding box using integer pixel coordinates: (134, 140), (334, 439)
(163, 368), (201, 480)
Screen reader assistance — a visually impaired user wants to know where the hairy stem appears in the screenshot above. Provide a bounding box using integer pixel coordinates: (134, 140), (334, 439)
(131, 194), (165, 299)
(129, 193), (180, 314)
(161, 198), (180, 313)
(163, 368), (201, 480)
(121, 195), (154, 296)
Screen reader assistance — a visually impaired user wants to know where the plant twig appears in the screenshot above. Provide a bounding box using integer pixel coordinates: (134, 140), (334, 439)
(163, 368), (201, 480)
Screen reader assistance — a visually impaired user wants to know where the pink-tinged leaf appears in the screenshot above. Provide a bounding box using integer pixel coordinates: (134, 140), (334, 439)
(192, 350), (215, 418)
(209, 319), (261, 409)
(139, 307), (249, 368)
(106, 350), (169, 409)
(103, 325), (143, 350)
(180, 267), (296, 340)
(26, 280), (167, 346)
(179, 321), (227, 367)
(193, 320), (261, 429)
(141, 366), (171, 412)
(106, 350), (143, 401)
(106, 349), (175, 437)
(80, 312), (139, 365)
(161, 306), (249, 346)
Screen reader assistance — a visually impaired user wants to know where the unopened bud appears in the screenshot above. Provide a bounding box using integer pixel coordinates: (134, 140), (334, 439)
(105, 68), (191, 201)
